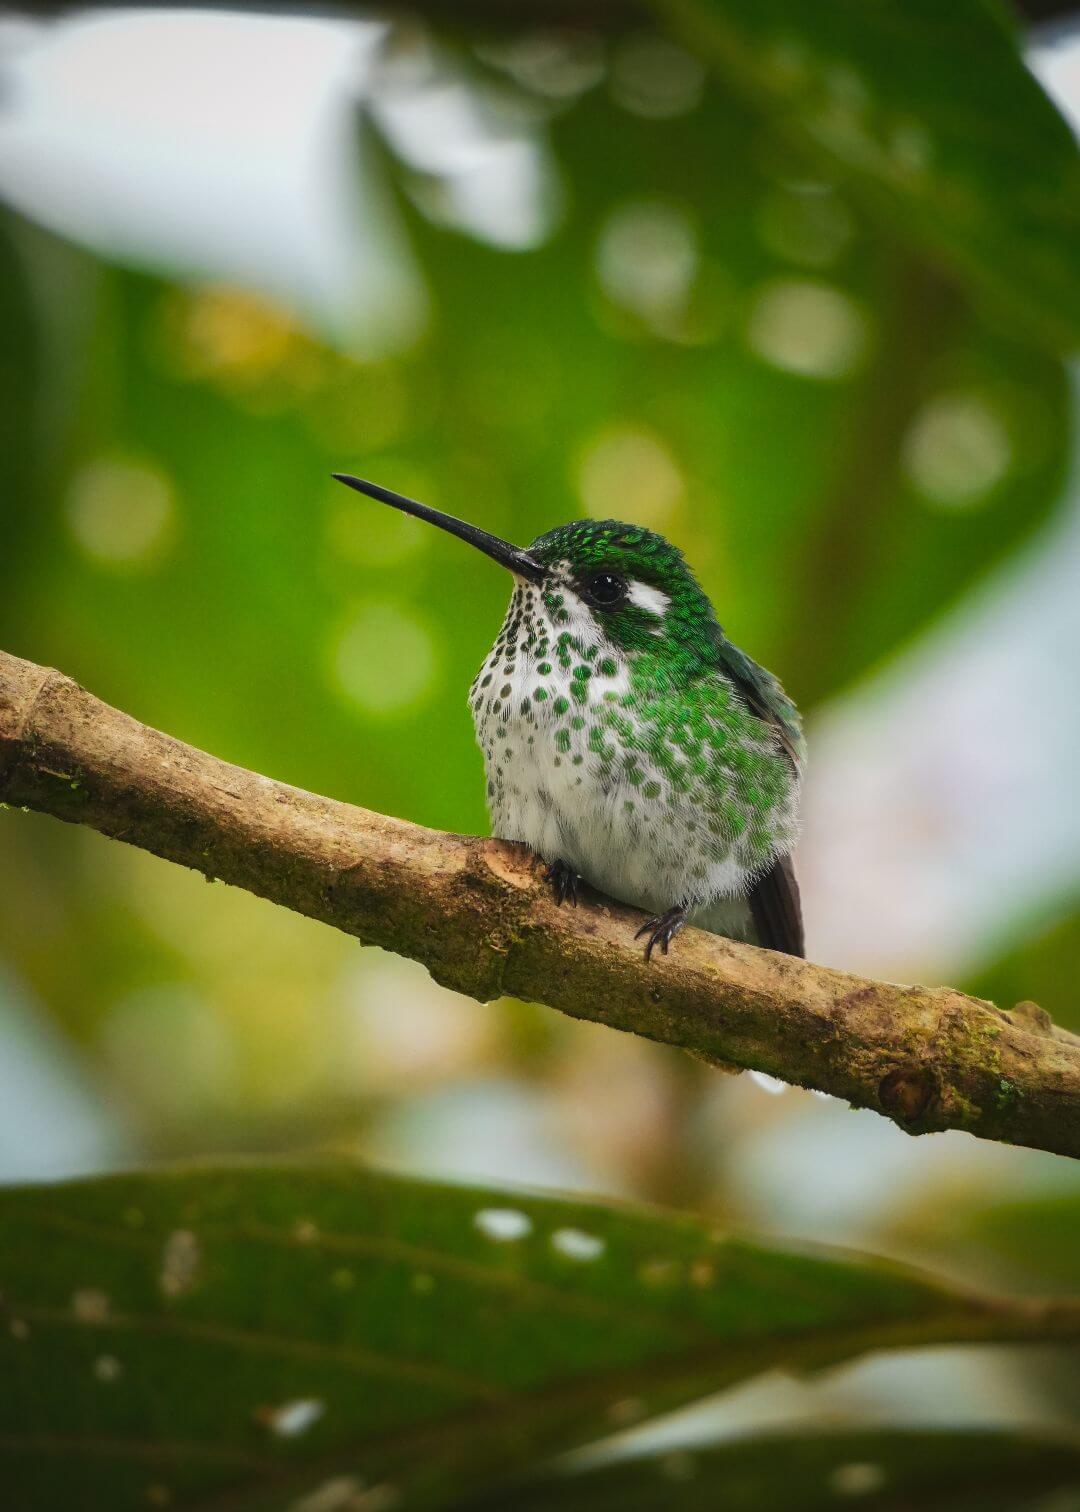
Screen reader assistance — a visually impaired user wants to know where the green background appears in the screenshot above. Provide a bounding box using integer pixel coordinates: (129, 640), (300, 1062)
(0, 1), (1078, 1505)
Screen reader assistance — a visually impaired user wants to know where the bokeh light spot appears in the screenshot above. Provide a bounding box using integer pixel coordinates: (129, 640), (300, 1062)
(596, 200), (698, 327)
(151, 285), (334, 414)
(369, 47), (561, 251)
(829, 1462), (886, 1497)
(889, 119), (933, 176)
(337, 954), (497, 1093)
(755, 184), (853, 269)
(330, 601), (437, 714)
(477, 29), (606, 101)
(65, 455), (175, 568)
(576, 426), (685, 527)
(760, 37), (811, 91)
(902, 392), (1012, 507)
(801, 59), (879, 162)
(97, 985), (236, 1121)
(610, 34), (705, 119)
(162, 284), (299, 381)
(823, 63), (870, 114)
(745, 278), (869, 379)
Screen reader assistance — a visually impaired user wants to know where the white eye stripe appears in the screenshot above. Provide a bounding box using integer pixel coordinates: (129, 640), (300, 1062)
(626, 581), (670, 617)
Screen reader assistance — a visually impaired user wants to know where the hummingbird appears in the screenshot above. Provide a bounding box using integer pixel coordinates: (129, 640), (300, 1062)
(333, 475), (804, 959)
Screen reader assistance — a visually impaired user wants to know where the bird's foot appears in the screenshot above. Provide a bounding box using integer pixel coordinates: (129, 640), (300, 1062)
(543, 857), (580, 907)
(635, 905), (689, 962)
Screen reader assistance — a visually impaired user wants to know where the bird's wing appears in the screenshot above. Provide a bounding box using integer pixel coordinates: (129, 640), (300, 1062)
(712, 635), (805, 955)
(748, 853), (805, 958)
(713, 636), (804, 771)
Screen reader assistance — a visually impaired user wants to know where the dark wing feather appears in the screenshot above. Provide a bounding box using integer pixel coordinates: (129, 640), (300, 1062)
(712, 634), (805, 955)
(749, 854), (805, 958)
(712, 635), (804, 768)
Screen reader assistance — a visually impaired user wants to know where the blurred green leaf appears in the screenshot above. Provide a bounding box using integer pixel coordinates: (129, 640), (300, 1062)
(1, 1162), (1073, 1510)
(888, 1187), (1080, 1296)
(663, 0), (1080, 354)
(342, 0), (1080, 348)
(464, 1428), (1080, 1511)
(959, 1191), (1080, 1295)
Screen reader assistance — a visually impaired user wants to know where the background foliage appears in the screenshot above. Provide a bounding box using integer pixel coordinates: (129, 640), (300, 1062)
(0, 1), (1078, 1506)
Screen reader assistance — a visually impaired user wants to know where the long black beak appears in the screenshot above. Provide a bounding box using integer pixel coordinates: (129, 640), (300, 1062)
(332, 475), (545, 585)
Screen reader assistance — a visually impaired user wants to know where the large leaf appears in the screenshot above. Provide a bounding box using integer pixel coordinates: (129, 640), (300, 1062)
(462, 1428), (1080, 1511)
(1, 1162), (1077, 1510)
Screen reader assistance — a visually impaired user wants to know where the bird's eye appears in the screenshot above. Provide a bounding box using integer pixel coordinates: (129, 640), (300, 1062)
(582, 571), (628, 609)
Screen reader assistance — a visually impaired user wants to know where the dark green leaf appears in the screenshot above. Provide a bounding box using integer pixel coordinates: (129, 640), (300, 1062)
(462, 1427), (1080, 1511)
(1, 1162), (1074, 1509)
(664, 0), (1080, 353)
(888, 1187), (1080, 1296)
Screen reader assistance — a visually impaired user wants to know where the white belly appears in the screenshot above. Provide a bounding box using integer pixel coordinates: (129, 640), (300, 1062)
(491, 732), (753, 920)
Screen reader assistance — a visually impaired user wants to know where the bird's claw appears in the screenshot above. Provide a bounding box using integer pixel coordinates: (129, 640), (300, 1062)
(543, 858), (579, 907)
(635, 906), (688, 962)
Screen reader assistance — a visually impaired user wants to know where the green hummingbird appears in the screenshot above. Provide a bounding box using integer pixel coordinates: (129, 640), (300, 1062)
(333, 475), (805, 959)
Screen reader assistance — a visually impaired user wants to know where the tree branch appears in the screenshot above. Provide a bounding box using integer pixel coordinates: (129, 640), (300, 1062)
(2, 646), (1078, 1159)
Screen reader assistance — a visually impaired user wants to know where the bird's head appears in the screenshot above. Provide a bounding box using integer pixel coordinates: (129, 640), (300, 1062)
(332, 475), (720, 676)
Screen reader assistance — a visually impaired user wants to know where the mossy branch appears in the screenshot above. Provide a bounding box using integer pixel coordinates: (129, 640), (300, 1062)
(2, 646), (1079, 1159)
